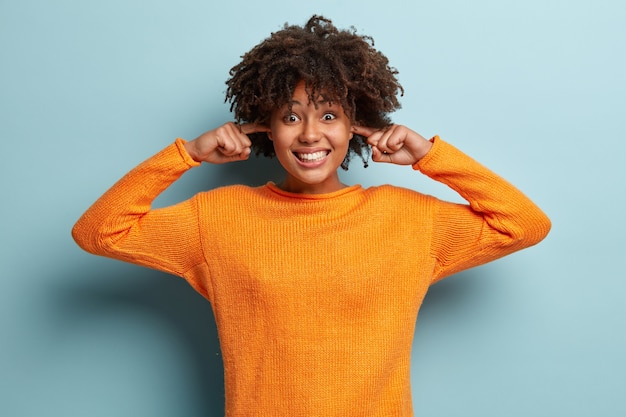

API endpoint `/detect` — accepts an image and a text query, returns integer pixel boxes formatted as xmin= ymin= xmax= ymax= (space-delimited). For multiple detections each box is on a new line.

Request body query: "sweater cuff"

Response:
xmin=412 ymin=135 xmax=440 ymax=171
xmin=175 ymin=138 xmax=202 ymax=168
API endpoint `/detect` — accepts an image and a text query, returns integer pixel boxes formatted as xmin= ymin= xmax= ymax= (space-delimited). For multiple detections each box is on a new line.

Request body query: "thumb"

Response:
xmin=370 ymin=145 xmax=396 ymax=164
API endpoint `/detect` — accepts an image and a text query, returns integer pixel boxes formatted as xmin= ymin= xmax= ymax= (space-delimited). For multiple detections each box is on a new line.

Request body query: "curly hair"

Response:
xmin=225 ymin=15 xmax=403 ymax=169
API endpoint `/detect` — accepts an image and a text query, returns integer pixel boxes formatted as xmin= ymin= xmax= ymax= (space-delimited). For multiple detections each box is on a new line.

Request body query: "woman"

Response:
xmin=73 ymin=15 xmax=551 ymax=416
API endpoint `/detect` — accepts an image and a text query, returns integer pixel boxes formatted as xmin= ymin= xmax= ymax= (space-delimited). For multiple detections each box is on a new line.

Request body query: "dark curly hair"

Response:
xmin=225 ymin=15 xmax=403 ymax=169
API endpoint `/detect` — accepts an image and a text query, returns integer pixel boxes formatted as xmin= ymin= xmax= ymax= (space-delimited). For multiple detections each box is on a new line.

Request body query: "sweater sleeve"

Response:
xmin=414 ymin=137 xmax=551 ymax=283
xmin=72 ymin=139 xmax=210 ymax=292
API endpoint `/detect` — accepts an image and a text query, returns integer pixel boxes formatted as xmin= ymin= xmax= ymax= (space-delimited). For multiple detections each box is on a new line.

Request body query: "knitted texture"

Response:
xmin=73 ymin=137 xmax=551 ymax=416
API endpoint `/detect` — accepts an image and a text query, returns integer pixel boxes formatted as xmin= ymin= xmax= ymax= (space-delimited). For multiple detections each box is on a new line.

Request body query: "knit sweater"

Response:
xmin=72 ymin=136 xmax=551 ymax=416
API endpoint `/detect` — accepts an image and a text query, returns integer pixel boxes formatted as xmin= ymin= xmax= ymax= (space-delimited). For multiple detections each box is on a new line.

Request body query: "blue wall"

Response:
xmin=1 ymin=1 xmax=624 ymax=416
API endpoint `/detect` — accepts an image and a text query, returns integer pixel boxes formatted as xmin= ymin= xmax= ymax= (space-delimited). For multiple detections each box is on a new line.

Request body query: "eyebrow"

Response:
xmin=288 ymin=98 xmax=333 ymax=106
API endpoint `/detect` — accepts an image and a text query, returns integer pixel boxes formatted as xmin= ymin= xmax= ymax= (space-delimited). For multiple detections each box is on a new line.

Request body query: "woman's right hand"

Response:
xmin=184 ymin=122 xmax=271 ymax=164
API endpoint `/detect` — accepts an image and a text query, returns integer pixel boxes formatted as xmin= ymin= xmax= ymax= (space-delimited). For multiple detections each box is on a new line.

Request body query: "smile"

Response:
xmin=294 ymin=151 xmax=329 ymax=162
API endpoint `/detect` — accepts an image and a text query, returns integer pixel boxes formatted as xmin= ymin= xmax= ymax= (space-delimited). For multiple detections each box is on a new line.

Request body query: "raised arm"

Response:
xmin=353 ymin=124 xmax=551 ymax=282
xmin=72 ymin=123 xmax=270 ymax=277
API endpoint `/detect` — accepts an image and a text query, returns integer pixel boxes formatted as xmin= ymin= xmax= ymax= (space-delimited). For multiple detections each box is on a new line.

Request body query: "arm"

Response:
xmin=353 ymin=125 xmax=551 ymax=282
xmin=72 ymin=123 xmax=270 ymax=277
xmin=71 ymin=139 xmax=204 ymax=276
xmin=416 ymin=137 xmax=551 ymax=281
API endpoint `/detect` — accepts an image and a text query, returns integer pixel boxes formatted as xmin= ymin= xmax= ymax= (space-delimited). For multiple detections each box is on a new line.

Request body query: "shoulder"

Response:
xmin=363 ymin=184 xmax=431 ymax=200
xmin=361 ymin=184 xmax=438 ymax=210
xmin=196 ymin=184 xmax=262 ymax=202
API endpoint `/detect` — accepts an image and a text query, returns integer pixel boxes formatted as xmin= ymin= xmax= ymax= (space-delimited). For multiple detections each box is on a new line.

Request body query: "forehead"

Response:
xmin=285 ymin=81 xmax=340 ymax=107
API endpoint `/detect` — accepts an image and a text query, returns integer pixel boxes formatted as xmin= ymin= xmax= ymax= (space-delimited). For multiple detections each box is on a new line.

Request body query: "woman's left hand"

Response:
xmin=352 ymin=124 xmax=433 ymax=166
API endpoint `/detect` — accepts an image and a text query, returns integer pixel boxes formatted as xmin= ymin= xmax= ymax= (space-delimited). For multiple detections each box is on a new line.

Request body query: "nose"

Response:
xmin=299 ymin=120 xmax=322 ymax=143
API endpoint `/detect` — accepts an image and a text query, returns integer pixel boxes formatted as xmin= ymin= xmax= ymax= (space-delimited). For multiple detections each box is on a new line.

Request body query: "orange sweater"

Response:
xmin=73 ymin=136 xmax=550 ymax=416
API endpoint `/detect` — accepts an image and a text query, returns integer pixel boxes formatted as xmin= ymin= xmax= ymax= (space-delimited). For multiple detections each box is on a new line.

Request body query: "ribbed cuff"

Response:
xmin=412 ymin=135 xmax=440 ymax=171
xmin=175 ymin=138 xmax=202 ymax=168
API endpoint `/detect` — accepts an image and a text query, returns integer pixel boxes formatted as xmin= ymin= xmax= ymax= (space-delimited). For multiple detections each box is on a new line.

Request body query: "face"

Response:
xmin=268 ymin=81 xmax=354 ymax=194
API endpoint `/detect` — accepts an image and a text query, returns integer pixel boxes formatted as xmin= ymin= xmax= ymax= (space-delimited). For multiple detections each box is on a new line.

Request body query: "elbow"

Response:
xmin=513 ymin=212 xmax=552 ymax=249
xmin=72 ymin=215 xmax=130 ymax=257
xmin=530 ymin=215 xmax=552 ymax=246
xmin=71 ymin=217 xmax=106 ymax=255
xmin=71 ymin=220 xmax=93 ymax=254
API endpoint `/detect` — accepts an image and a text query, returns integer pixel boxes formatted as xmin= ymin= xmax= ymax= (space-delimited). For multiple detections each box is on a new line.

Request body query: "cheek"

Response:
xmin=267 ymin=124 xmax=288 ymax=145
xmin=269 ymin=133 xmax=293 ymax=154
xmin=334 ymin=125 xmax=354 ymax=146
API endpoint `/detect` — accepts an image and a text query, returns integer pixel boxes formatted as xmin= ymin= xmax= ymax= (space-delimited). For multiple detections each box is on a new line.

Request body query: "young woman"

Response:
xmin=73 ymin=15 xmax=551 ymax=416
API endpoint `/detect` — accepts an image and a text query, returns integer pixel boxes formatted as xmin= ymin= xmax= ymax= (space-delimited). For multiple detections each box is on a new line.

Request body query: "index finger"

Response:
xmin=239 ymin=123 xmax=271 ymax=135
xmin=351 ymin=125 xmax=379 ymax=138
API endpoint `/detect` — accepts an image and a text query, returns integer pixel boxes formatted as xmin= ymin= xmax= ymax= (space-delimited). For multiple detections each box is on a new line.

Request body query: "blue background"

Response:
xmin=1 ymin=0 xmax=624 ymax=416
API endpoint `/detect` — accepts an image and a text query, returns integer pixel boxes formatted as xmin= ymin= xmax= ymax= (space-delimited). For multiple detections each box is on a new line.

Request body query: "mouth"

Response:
xmin=293 ymin=150 xmax=330 ymax=163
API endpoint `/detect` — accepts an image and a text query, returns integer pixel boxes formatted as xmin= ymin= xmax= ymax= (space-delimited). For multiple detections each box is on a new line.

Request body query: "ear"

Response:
xmin=267 ymin=130 xmax=273 ymax=141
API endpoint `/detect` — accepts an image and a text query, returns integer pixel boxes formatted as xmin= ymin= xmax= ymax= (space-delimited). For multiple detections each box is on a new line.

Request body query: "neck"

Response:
xmin=277 ymin=178 xmax=348 ymax=195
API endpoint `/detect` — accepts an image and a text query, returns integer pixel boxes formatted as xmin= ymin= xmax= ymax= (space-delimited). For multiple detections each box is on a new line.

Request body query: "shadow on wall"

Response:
xmin=419 ymin=269 xmax=490 ymax=317
xmin=49 ymin=263 xmax=225 ymax=416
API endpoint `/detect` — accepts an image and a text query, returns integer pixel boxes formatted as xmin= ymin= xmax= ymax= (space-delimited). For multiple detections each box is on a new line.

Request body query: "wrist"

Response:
xmin=183 ymin=140 xmax=201 ymax=162
xmin=412 ymin=136 xmax=437 ymax=170
xmin=413 ymin=138 xmax=434 ymax=162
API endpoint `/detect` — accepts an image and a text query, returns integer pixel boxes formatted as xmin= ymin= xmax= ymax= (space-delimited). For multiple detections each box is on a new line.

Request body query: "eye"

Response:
xmin=283 ymin=113 xmax=300 ymax=123
xmin=322 ymin=112 xmax=336 ymax=121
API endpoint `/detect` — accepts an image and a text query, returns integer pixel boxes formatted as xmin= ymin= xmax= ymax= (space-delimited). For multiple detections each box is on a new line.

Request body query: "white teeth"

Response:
xmin=296 ymin=151 xmax=327 ymax=162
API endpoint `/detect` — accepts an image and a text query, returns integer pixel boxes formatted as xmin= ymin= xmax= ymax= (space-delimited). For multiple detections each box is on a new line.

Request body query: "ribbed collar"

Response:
xmin=264 ymin=182 xmax=363 ymax=201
